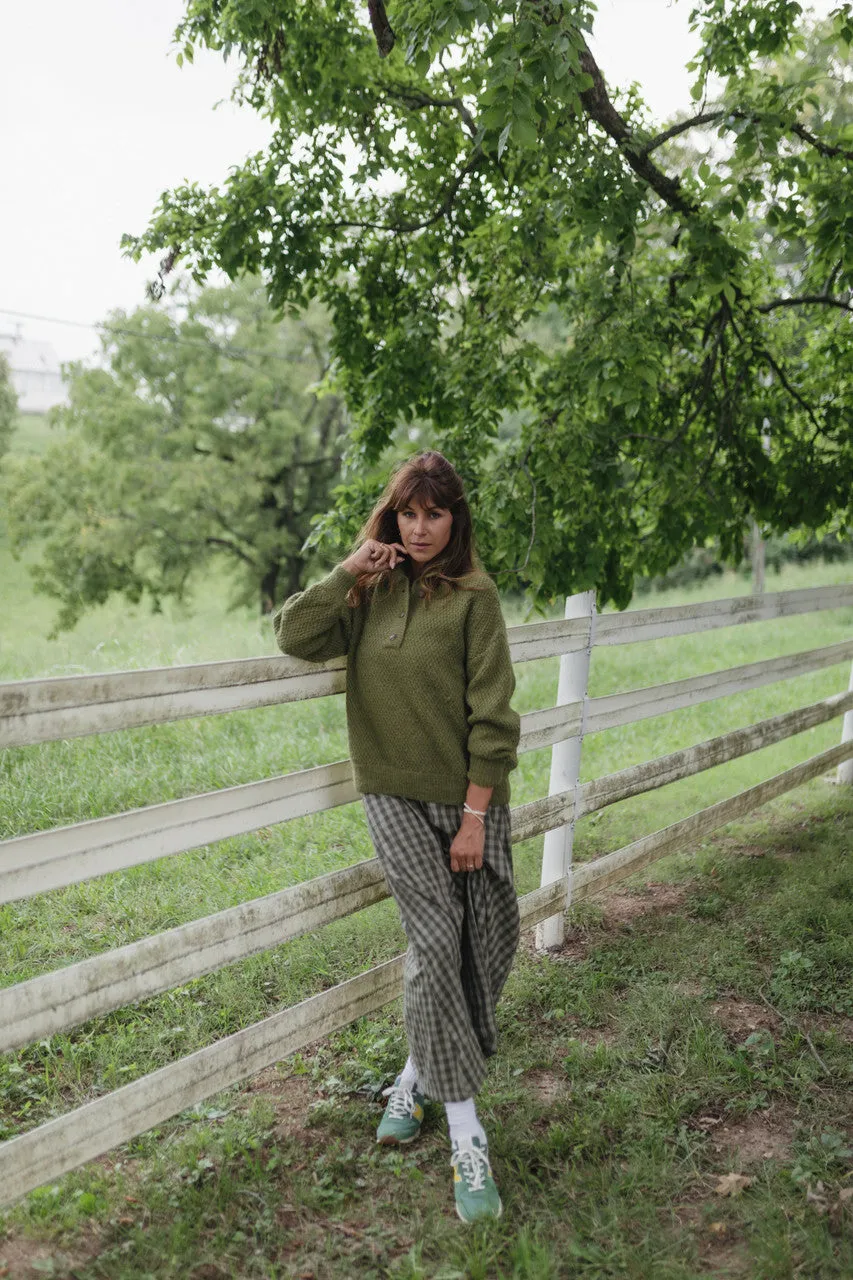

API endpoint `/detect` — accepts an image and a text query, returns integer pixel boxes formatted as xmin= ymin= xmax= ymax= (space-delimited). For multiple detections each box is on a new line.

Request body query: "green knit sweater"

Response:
xmin=273 ymin=562 xmax=521 ymax=805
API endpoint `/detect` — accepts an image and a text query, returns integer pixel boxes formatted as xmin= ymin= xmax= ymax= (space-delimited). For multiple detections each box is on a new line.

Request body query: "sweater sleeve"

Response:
xmin=464 ymin=582 xmax=521 ymax=788
xmin=272 ymin=563 xmax=359 ymax=662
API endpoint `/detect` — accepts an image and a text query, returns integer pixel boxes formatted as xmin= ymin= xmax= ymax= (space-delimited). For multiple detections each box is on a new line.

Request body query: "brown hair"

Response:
xmin=345 ymin=450 xmax=487 ymax=607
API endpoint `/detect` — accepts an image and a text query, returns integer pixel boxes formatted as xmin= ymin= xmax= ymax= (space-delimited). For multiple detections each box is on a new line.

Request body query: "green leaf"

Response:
xmin=513 ymin=115 xmax=538 ymax=148
xmin=497 ymin=121 xmax=511 ymax=160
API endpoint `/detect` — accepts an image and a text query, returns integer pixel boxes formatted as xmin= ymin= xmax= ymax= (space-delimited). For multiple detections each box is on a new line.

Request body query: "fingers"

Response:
xmin=365 ymin=540 xmax=407 ymax=570
xmin=450 ymin=854 xmax=483 ymax=873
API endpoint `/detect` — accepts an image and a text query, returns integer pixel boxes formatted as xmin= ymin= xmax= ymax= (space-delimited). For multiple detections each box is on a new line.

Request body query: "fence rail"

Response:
xmin=3 ymin=584 xmax=851 ymax=749
xmin=1 ymin=580 xmax=851 ymax=1208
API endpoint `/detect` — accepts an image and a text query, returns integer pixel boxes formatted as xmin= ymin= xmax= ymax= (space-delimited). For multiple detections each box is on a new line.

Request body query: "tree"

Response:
xmin=1 ymin=280 xmax=347 ymax=631
xmin=0 ymin=353 xmax=17 ymax=459
xmin=125 ymin=1 xmax=853 ymax=609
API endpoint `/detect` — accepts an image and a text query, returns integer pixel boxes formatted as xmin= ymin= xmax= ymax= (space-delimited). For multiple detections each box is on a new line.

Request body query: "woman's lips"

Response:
xmin=412 ymin=542 xmax=430 ymax=548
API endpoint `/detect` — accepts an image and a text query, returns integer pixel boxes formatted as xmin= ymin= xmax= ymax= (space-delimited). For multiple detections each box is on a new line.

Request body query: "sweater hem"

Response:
xmin=353 ymin=764 xmax=510 ymax=807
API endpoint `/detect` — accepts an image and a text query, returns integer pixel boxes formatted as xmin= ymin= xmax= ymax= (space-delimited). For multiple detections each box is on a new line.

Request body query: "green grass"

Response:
xmin=0 ymin=532 xmax=852 ymax=1276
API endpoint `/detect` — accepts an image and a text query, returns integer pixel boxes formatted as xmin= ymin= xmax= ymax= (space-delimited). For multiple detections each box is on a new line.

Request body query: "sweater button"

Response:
xmin=389 ymin=633 xmax=397 ymax=640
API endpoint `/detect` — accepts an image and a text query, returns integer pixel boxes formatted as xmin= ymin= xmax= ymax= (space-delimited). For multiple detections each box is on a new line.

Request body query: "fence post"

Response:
xmin=838 ymin=661 xmax=853 ymax=784
xmin=536 ymin=589 xmax=596 ymax=950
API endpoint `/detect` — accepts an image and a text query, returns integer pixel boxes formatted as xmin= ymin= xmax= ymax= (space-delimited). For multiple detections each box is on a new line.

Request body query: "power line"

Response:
xmin=0 ymin=307 xmax=312 ymax=365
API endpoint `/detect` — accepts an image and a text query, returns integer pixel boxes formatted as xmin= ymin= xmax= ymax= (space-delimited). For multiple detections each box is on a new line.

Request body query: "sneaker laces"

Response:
xmin=451 ymin=1139 xmax=490 ymax=1192
xmin=382 ymin=1084 xmax=416 ymax=1119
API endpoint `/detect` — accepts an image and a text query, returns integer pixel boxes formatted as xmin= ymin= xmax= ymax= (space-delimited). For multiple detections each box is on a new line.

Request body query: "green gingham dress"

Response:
xmin=362 ymin=793 xmax=520 ymax=1102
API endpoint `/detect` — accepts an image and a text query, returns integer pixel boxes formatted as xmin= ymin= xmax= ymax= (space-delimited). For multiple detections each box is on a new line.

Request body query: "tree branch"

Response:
xmin=574 ymin=39 xmax=698 ymax=217
xmin=382 ymin=83 xmax=479 ymax=140
xmin=728 ymin=310 xmax=826 ymax=441
xmin=322 ymin=147 xmax=483 ymax=234
xmin=756 ymin=293 xmax=853 ymax=314
xmin=791 ymin=121 xmax=853 ymax=162
xmin=642 ymin=111 xmax=726 ymax=153
xmin=367 ymin=0 xmax=395 ymax=57
xmin=205 ymin=536 xmax=258 ymax=567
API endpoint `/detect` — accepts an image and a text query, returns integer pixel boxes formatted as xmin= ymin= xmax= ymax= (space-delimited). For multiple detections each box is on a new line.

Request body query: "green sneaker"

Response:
xmin=450 ymin=1135 xmax=502 ymax=1222
xmin=376 ymin=1077 xmax=426 ymax=1145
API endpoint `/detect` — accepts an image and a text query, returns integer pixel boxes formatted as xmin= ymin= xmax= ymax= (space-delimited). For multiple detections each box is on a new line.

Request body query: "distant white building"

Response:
xmin=0 ymin=328 xmax=67 ymax=414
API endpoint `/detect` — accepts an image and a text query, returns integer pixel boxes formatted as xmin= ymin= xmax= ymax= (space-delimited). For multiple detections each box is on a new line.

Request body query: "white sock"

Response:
xmin=398 ymin=1056 xmax=419 ymax=1091
xmin=445 ymin=1098 xmax=487 ymax=1147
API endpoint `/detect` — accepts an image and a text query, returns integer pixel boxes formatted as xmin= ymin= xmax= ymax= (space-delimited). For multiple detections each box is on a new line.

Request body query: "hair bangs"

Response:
xmin=392 ymin=472 xmax=454 ymax=512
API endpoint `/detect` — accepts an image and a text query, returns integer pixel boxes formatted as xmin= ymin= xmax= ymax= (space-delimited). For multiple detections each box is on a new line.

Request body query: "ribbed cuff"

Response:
xmin=467 ymin=756 xmax=510 ymax=788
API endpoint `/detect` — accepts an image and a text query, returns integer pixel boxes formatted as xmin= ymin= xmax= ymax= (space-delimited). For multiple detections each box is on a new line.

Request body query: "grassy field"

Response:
xmin=1 ymin=420 xmax=852 ymax=1276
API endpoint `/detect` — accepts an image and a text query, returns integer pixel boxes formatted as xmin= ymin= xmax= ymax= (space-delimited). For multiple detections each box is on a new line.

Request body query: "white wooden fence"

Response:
xmin=1 ymin=582 xmax=852 ymax=1207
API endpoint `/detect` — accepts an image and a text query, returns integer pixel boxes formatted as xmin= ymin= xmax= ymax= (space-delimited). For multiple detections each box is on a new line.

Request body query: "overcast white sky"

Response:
xmin=0 ymin=0 xmax=834 ymax=364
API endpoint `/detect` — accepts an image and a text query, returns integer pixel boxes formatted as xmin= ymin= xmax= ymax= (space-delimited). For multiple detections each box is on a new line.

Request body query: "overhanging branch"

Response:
xmin=367 ymin=0 xmax=395 ymax=57
xmin=756 ymin=293 xmax=853 ymax=314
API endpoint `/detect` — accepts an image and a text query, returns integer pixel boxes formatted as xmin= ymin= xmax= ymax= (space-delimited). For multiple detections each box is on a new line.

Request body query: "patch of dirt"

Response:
xmin=0 ymin=1234 xmax=97 ymax=1279
xmin=566 ymin=1020 xmax=619 ymax=1047
xmin=525 ymin=1068 xmax=571 ymax=1103
xmin=697 ymin=1238 xmax=753 ymax=1277
xmin=600 ymin=882 xmax=690 ymax=927
xmin=691 ymin=1103 xmax=796 ymax=1167
xmin=526 ymin=879 xmax=693 ymax=964
xmin=708 ymin=997 xmax=781 ymax=1042
xmin=517 ymin=885 xmax=691 ymax=962
xmin=243 ymin=1067 xmax=318 ymax=1144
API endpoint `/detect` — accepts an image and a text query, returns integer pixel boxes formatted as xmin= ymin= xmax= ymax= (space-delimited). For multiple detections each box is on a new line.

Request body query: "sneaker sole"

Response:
xmin=456 ymin=1197 xmax=502 ymax=1223
xmin=376 ymin=1130 xmax=421 ymax=1146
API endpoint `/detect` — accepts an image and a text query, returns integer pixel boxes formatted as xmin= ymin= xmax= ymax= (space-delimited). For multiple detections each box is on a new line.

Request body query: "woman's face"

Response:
xmin=396 ymin=496 xmax=453 ymax=569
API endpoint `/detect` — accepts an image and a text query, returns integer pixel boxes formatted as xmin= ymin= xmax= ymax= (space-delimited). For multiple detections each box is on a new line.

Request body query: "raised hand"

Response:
xmin=342 ymin=539 xmax=408 ymax=575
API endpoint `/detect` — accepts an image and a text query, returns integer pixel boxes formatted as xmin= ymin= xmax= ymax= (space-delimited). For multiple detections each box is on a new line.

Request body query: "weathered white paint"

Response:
xmin=3 ymin=584 xmax=850 ymax=749
xmin=509 ymin=789 xmax=575 ymax=845
xmin=0 ymin=859 xmax=389 ymax=1053
xmin=507 ymin=616 xmax=590 ymax=662
xmin=594 ymin=584 xmax=853 ymax=646
xmin=584 ymin=640 xmax=853 ymax=735
xmin=572 ymin=738 xmax=853 ymax=900
xmin=838 ymin=662 xmax=853 ymax=785
xmin=578 ymin=690 xmax=853 ymax=817
xmin=0 ymin=955 xmax=406 ymax=1209
xmin=537 ymin=591 xmax=595 ymax=950
xmin=0 ymin=658 xmax=348 ymax=749
xmin=0 ymin=762 xmax=359 ymax=905
xmin=517 ymin=702 xmax=583 ymax=753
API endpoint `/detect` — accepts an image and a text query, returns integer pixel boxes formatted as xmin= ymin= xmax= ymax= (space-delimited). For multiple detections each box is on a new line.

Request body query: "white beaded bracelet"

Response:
xmin=463 ymin=803 xmax=487 ymax=825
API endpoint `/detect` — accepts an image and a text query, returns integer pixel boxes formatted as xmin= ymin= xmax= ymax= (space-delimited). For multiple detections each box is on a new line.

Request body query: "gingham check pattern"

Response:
xmin=362 ymin=793 xmax=520 ymax=1101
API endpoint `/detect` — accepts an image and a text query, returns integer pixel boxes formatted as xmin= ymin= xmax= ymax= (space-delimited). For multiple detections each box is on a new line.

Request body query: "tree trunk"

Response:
xmin=260 ymin=563 xmax=280 ymax=615
xmin=260 ymin=556 xmax=306 ymax=614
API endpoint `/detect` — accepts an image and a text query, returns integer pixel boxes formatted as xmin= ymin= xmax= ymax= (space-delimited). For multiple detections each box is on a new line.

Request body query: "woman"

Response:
xmin=273 ymin=450 xmax=521 ymax=1223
